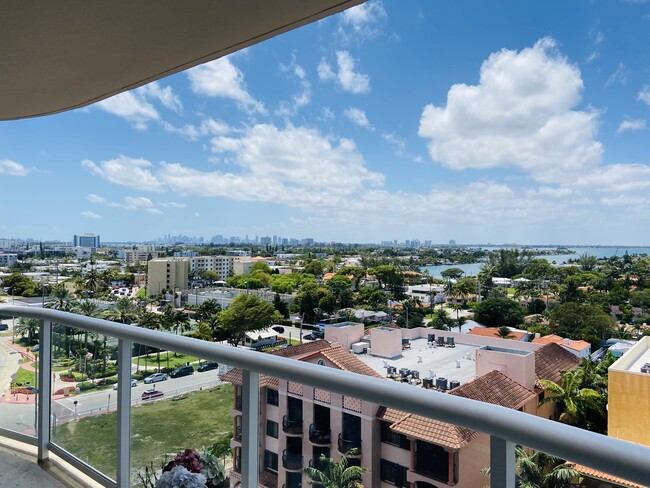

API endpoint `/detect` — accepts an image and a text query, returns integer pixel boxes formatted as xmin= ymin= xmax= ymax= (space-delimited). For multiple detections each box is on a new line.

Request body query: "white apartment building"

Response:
xmin=119 ymin=247 xmax=159 ymax=264
xmin=0 ymin=253 xmax=18 ymax=267
xmin=190 ymin=255 xmax=234 ymax=280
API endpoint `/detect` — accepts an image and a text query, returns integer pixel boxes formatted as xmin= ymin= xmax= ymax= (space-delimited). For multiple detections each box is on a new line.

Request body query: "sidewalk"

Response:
xmin=1 ymin=338 xmax=77 ymax=405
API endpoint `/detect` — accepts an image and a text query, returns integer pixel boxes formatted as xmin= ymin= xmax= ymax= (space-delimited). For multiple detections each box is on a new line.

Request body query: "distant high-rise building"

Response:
xmin=449 ymin=239 xmax=457 ymax=246
xmin=73 ymin=233 xmax=100 ymax=248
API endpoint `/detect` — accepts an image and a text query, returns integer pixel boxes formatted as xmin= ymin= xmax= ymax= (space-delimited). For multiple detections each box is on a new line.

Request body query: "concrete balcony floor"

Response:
xmin=0 ymin=439 xmax=102 ymax=488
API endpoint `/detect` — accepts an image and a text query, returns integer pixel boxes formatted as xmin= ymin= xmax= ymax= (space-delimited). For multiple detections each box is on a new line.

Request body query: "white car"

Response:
xmin=112 ymin=378 xmax=138 ymax=390
xmin=143 ymin=372 xmax=168 ymax=384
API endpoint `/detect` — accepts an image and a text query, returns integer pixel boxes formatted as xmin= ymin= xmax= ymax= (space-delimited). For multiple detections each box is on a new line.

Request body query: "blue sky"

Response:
xmin=2 ymin=0 xmax=650 ymax=245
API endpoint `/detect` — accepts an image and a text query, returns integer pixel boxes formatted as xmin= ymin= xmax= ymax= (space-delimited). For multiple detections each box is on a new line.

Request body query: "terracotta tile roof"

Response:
xmin=377 ymin=371 xmax=535 ymax=449
xmin=219 ymin=340 xmax=332 ymax=386
xmin=259 ymin=470 xmax=278 ymax=488
xmin=532 ymin=334 xmax=590 ymax=352
xmin=468 ymin=327 xmax=527 ymax=341
xmin=534 ymin=343 xmax=581 ymax=384
xmin=568 ymin=463 xmax=647 ymax=488
xmin=218 ymin=340 xmax=383 ymax=387
xmin=449 ymin=370 xmax=536 ymax=410
xmin=378 ymin=407 xmax=479 ymax=449
xmin=319 ymin=345 xmax=384 ymax=379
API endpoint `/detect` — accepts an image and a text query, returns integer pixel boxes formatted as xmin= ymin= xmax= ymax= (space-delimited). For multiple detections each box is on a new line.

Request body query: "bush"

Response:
xmin=78 ymin=382 xmax=96 ymax=391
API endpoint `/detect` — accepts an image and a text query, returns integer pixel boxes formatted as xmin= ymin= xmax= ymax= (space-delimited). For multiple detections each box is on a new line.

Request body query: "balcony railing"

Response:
xmin=282 ymin=415 xmax=303 ymax=435
xmin=282 ymin=449 xmax=303 ymax=471
xmin=309 ymin=424 xmax=332 ymax=445
xmin=337 ymin=433 xmax=361 ymax=454
xmin=234 ymin=425 xmax=242 ymax=441
xmin=1 ymin=306 xmax=650 ymax=488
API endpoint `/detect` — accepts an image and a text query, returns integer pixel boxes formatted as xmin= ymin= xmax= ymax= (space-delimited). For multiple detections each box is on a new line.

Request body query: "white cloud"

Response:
xmin=160 ymin=202 xmax=187 ymax=208
xmin=418 ymin=37 xmax=603 ymax=183
xmin=137 ymin=81 xmax=183 ymax=113
xmin=339 ymin=0 xmax=387 ymax=43
xmin=318 ymin=51 xmax=370 ymax=94
xmin=605 ymin=62 xmax=630 ymax=87
xmin=162 ymin=117 xmax=232 ymax=141
xmin=188 ymin=57 xmax=266 ymax=114
xmin=617 ymin=119 xmax=646 ymax=134
xmin=0 ymin=159 xmax=30 ymax=176
xmin=343 ymin=107 xmax=372 ymax=129
xmin=336 ymin=51 xmax=370 ymax=94
xmin=572 ymin=163 xmax=650 ymax=193
xmin=81 ymin=211 xmax=103 ymax=219
xmin=382 ymin=132 xmax=407 ymax=155
xmin=82 ymin=155 xmax=164 ymax=192
xmin=96 ymin=81 xmax=181 ymax=129
xmin=638 ymin=85 xmax=650 ymax=105
xmin=317 ymin=60 xmax=336 ymax=81
xmin=87 ymin=194 xmax=107 ymax=204
xmin=277 ymin=54 xmax=312 ymax=116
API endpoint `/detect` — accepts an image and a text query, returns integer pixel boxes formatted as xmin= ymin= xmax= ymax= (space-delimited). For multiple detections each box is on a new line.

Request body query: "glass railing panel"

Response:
xmin=130 ymin=348 xmax=234 ymax=486
xmin=50 ymin=327 xmax=119 ymax=481
xmin=0 ymin=314 xmax=41 ymax=437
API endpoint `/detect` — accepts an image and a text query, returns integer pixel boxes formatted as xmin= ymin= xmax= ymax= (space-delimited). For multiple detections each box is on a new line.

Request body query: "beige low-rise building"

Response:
xmin=146 ymin=257 xmax=189 ymax=296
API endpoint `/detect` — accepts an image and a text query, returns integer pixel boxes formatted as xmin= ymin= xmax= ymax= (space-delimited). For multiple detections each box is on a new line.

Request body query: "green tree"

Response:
xmin=515 ymin=447 xmax=580 ymax=488
xmin=303 ymin=259 xmax=325 ymax=277
xmin=474 ymin=297 xmax=526 ymax=328
xmin=47 ymin=285 xmax=75 ymax=311
xmin=549 ymin=302 xmax=614 ymax=348
xmin=430 ymin=308 xmax=452 ymax=330
xmin=15 ymin=317 xmax=39 ymax=344
xmin=218 ymin=294 xmax=276 ymax=347
xmin=303 ymin=449 xmax=366 ymax=487
xmin=440 ymin=267 xmax=465 ymax=281
xmin=105 ymin=297 xmax=137 ymax=324
xmin=195 ymin=299 xmax=222 ymax=322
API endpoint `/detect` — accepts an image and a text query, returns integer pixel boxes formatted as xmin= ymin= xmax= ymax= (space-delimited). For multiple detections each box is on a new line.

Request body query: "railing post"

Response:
xmin=117 ymin=339 xmax=133 ymax=487
xmin=37 ymin=319 xmax=52 ymax=462
xmin=241 ymin=369 xmax=259 ymax=488
xmin=490 ymin=436 xmax=515 ymax=488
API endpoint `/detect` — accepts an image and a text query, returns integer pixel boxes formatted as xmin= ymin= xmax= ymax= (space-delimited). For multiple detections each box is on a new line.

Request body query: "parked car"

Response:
xmin=272 ymin=325 xmax=285 ymax=334
xmin=304 ymin=330 xmax=324 ymax=340
xmin=112 ymin=378 xmax=138 ymax=390
xmin=141 ymin=389 xmax=164 ymax=400
xmin=143 ymin=372 xmax=168 ymax=384
xmin=197 ymin=362 xmax=219 ymax=372
xmin=0 ymin=324 xmax=8 ymax=331
xmin=24 ymin=385 xmax=38 ymax=394
xmin=170 ymin=365 xmax=194 ymax=378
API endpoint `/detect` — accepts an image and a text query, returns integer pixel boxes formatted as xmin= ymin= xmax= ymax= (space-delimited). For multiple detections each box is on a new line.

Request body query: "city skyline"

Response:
xmin=2 ymin=1 xmax=650 ymax=244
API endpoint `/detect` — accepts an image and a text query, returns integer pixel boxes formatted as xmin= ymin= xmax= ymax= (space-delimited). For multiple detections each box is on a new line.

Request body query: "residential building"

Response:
xmin=119 ymin=246 xmax=159 ymax=264
xmin=0 ymin=253 xmax=18 ymax=267
xmin=221 ymin=327 xmax=580 ymax=488
xmin=73 ymin=233 xmax=100 ymax=248
xmin=190 ymin=255 xmax=234 ymax=280
xmin=608 ymin=336 xmax=650 ymax=446
xmin=146 ymin=257 xmax=189 ymax=296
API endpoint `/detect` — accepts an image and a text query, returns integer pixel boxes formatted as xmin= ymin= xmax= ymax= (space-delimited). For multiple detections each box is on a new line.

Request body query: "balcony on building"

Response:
xmin=282 ymin=450 xmax=303 ymax=472
xmin=282 ymin=396 xmax=303 ymax=435
xmin=337 ymin=412 xmax=362 ymax=455
xmin=309 ymin=404 xmax=331 ymax=445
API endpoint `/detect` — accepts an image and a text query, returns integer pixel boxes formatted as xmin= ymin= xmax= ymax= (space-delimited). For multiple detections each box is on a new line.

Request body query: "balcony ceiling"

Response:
xmin=0 ymin=0 xmax=364 ymax=120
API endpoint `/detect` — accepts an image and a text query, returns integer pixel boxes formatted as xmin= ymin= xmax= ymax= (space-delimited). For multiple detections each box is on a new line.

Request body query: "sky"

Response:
xmin=2 ymin=0 xmax=650 ymax=246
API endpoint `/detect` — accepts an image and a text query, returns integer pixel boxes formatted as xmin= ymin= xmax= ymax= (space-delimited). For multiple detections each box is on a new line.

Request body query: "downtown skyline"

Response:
xmin=2 ymin=1 xmax=650 ymax=245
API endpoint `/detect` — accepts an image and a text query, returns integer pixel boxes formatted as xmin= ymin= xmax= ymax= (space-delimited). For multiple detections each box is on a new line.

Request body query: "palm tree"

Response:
xmin=496 ymin=326 xmax=515 ymax=339
xmin=105 ymin=297 xmax=137 ymax=324
xmin=47 ymin=285 xmax=75 ymax=311
xmin=431 ymin=308 xmax=451 ymax=330
xmin=15 ymin=317 xmax=39 ymax=344
xmin=133 ymin=310 xmax=161 ymax=373
xmin=539 ymin=368 xmax=605 ymax=432
xmin=303 ymin=449 xmax=366 ymax=487
xmin=516 ymin=447 xmax=579 ymax=488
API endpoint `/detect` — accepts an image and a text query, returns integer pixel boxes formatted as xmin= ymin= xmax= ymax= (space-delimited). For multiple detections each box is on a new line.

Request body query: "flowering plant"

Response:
xmin=139 ymin=446 xmax=227 ymax=488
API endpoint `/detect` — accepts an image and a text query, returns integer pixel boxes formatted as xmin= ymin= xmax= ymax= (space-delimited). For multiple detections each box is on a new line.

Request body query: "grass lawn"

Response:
xmin=133 ymin=352 xmax=199 ymax=369
xmin=12 ymin=367 xmax=36 ymax=387
xmin=51 ymin=383 xmax=234 ymax=480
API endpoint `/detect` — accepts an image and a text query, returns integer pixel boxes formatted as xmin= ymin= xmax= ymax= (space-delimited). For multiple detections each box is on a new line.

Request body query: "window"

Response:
xmin=380 ymin=459 xmax=408 ymax=487
xmin=415 ymin=440 xmax=451 ymax=482
xmin=267 ymin=388 xmax=279 ymax=406
xmin=267 ymin=419 xmax=278 ymax=438
xmin=380 ymin=421 xmax=410 ymax=450
xmin=264 ymin=450 xmax=278 ymax=473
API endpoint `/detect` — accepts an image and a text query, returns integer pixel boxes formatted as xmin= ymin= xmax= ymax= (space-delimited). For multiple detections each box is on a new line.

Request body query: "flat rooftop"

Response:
xmin=358 ymin=337 xmax=478 ymax=386
xmin=610 ymin=336 xmax=650 ymax=374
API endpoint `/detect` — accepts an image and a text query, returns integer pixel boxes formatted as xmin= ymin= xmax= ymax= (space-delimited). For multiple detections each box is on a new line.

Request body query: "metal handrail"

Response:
xmin=2 ymin=306 xmax=650 ymax=486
